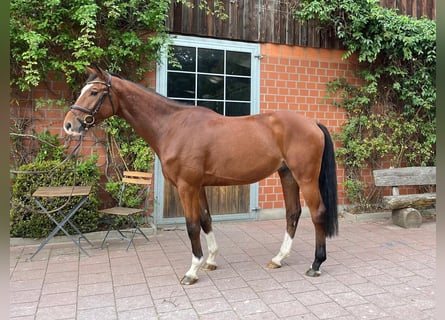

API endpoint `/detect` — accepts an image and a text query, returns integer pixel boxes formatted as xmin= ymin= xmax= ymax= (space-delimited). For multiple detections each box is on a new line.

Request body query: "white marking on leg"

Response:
xmin=205 ymin=231 xmax=218 ymax=266
xmin=271 ymin=232 xmax=293 ymax=266
xmin=185 ymin=255 xmax=204 ymax=280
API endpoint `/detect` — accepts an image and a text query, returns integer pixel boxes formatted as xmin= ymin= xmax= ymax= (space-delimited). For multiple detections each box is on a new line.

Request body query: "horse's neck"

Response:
xmin=115 ymin=80 xmax=181 ymax=153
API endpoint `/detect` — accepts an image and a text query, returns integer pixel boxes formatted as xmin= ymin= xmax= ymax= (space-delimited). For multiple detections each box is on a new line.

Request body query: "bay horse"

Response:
xmin=63 ymin=65 xmax=338 ymax=285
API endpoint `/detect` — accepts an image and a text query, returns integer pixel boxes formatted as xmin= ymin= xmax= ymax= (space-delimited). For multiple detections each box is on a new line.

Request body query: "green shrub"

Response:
xmin=10 ymin=156 xmax=101 ymax=239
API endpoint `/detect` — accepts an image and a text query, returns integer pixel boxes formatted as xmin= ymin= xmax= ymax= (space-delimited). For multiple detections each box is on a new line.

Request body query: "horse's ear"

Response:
xmin=87 ymin=64 xmax=107 ymax=79
xmin=85 ymin=66 xmax=95 ymax=75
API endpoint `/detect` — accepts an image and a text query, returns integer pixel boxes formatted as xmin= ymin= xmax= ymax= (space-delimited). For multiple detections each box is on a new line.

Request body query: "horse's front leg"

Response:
xmin=199 ymin=187 xmax=218 ymax=271
xmin=268 ymin=166 xmax=301 ymax=269
xmin=178 ymin=184 xmax=205 ymax=285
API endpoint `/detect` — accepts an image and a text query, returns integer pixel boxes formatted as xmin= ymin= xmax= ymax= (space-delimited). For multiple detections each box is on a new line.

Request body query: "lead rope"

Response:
xmin=10 ymin=135 xmax=85 ymax=215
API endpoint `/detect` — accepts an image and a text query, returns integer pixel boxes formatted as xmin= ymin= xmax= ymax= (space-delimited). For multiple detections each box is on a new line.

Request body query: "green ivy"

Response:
xmin=10 ymin=0 xmax=227 ymax=92
xmin=296 ymin=0 xmax=436 ymax=209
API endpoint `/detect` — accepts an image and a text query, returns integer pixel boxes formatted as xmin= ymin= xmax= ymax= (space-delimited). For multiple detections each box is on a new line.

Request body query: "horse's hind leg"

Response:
xmin=199 ymin=187 xmax=218 ymax=271
xmin=268 ymin=165 xmax=301 ymax=269
xmin=301 ymin=182 xmax=327 ymax=277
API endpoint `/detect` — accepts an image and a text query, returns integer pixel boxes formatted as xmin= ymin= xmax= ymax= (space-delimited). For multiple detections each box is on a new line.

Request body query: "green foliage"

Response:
xmin=342 ymin=179 xmax=369 ymax=210
xmin=102 ymin=115 xmax=153 ymax=207
xmin=102 ymin=116 xmax=154 ymax=227
xmin=104 ymin=178 xmax=152 ymax=228
xmin=296 ymin=0 xmax=436 ymax=208
xmin=34 ymin=131 xmax=66 ymax=162
xmin=104 ymin=117 xmax=155 ymax=172
xmin=10 ymin=0 xmax=168 ymax=91
xmin=10 ymin=156 xmax=101 ymax=239
xmin=105 ymin=182 xmax=144 ymax=207
xmin=10 ymin=0 xmax=227 ymax=92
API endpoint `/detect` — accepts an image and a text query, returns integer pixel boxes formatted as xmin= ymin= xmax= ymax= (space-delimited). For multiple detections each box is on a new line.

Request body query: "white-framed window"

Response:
xmin=157 ymin=35 xmax=260 ymax=116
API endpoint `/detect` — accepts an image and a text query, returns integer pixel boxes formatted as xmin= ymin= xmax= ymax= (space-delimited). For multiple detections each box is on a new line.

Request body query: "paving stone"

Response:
xmin=77 ymin=293 xmax=115 ymax=310
xmin=9 ymin=218 xmax=436 ymax=319
xmin=77 ymin=306 xmax=117 ymax=320
xmin=231 ymin=298 xmax=271 ymax=317
xmin=307 ymin=301 xmax=350 ymax=319
xmin=35 ymin=304 xmax=76 ymax=320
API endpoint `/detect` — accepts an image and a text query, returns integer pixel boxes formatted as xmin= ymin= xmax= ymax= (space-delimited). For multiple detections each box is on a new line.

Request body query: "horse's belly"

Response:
xmin=202 ymin=150 xmax=282 ymax=185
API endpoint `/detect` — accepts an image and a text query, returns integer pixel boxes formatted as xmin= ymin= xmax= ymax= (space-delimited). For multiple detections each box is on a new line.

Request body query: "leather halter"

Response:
xmin=69 ymin=74 xmax=115 ymax=130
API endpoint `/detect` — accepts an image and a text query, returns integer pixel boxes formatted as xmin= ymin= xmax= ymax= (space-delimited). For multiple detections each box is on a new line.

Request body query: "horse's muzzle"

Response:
xmin=63 ymin=120 xmax=85 ymax=136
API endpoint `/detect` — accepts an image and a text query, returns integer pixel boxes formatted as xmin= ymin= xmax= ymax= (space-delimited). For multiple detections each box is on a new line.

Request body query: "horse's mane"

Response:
xmin=88 ymin=70 xmax=193 ymax=109
xmin=86 ymin=72 xmax=123 ymax=83
xmin=115 ymin=74 xmax=193 ymax=108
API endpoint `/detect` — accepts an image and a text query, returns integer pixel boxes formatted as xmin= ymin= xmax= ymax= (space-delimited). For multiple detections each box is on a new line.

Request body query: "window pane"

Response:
xmin=198 ymin=75 xmax=224 ymax=99
xmin=167 ymin=72 xmax=195 ymax=98
xmin=227 ymin=51 xmax=251 ymax=76
xmin=198 ymin=100 xmax=224 ymax=115
xmin=226 ymin=77 xmax=250 ymax=101
xmin=168 ymin=46 xmax=196 ymax=71
xmin=226 ymin=102 xmax=250 ymax=116
xmin=198 ymin=48 xmax=224 ymax=74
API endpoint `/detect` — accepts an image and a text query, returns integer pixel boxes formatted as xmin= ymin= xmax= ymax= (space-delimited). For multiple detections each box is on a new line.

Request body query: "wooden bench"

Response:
xmin=373 ymin=166 xmax=436 ymax=228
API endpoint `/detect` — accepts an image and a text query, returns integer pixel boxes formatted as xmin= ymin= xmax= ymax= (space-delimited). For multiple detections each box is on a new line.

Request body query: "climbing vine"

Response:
xmin=10 ymin=0 xmax=227 ymax=219
xmin=10 ymin=0 xmax=227 ymax=92
xmin=295 ymin=0 xmax=436 ymax=209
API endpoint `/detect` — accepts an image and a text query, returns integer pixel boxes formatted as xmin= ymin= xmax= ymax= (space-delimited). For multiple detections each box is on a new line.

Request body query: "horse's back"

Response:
xmin=159 ymin=108 xmax=325 ymax=186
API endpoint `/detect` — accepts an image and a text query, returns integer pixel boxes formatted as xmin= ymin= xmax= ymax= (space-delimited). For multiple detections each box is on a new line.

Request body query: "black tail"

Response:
xmin=317 ymin=123 xmax=338 ymax=238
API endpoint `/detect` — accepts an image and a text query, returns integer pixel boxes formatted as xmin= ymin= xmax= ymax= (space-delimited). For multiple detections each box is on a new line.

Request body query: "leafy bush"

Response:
xmin=10 ymin=156 xmax=101 ymax=239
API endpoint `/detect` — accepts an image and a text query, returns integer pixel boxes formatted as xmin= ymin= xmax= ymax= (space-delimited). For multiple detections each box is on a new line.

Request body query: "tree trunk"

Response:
xmin=392 ymin=208 xmax=422 ymax=228
xmin=383 ymin=193 xmax=436 ymax=210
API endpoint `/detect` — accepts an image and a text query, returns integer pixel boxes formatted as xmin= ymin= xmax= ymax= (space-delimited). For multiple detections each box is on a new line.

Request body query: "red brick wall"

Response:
xmin=258 ymin=44 xmax=361 ymax=209
xmin=11 ymin=44 xmax=359 ymax=211
xmin=11 ymin=77 xmax=108 ymax=168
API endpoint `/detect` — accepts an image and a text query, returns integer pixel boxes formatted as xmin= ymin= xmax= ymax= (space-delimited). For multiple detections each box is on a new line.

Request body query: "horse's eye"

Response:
xmin=91 ymin=90 xmax=98 ymax=96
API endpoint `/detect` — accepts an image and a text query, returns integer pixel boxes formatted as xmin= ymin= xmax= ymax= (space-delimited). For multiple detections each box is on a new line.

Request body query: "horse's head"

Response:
xmin=63 ymin=65 xmax=117 ymax=136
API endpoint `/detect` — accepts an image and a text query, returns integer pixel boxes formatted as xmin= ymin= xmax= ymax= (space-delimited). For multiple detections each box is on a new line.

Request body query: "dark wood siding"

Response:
xmin=164 ymin=181 xmax=250 ymax=218
xmin=167 ymin=0 xmax=435 ymax=48
xmin=380 ymin=0 xmax=436 ymax=19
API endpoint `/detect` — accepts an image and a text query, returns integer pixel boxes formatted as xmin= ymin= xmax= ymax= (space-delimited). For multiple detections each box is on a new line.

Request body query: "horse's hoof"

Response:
xmin=180 ymin=275 xmax=198 ymax=285
xmin=305 ymin=267 xmax=321 ymax=277
xmin=202 ymin=263 xmax=217 ymax=271
xmin=266 ymin=261 xmax=281 ymax=269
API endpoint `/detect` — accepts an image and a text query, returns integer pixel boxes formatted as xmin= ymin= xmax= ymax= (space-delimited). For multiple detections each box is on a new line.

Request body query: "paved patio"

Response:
xmin=10 ymin=216 xmax=436 ymax=319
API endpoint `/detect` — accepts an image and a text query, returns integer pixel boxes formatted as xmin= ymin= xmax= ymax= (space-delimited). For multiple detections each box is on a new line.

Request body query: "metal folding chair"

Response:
xmin=99 ymin=171 xmax=155 ymax=251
